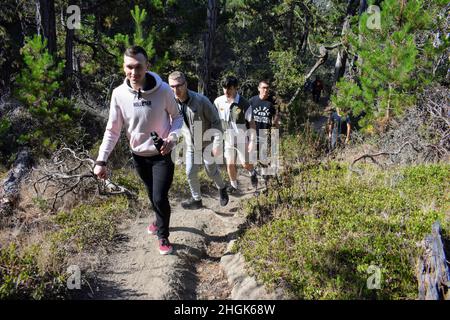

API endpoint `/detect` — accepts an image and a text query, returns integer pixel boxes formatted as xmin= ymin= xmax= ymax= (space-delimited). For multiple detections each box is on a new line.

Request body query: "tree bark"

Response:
xmin=417 ymin=221 xmax=450 ymax=300
xmin=64 ymin=25 xmax=74 ymax=97
xmin=35 ymin=0 xmax=41 ymax=37
xmin=333 ymin=17 xmax=350 ymax=85
xmin=299 ymin=13 xmax=310 ymax=55
xmin=333 ymin=0 xmax=368 ymax=86
xmin=198 ymin=0 xmax=218 ymax=97
xmin=0 ymin=149 xmax=33 ymax=216
xmin=37 ymin=0 xmax=57 ymax=56
xmin=359 ymin=0 xmax=368 ymax=15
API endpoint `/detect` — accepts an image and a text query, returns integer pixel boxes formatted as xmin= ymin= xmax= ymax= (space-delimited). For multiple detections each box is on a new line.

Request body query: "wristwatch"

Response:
xmin=95 ymin=161 xmax=107 ymax=166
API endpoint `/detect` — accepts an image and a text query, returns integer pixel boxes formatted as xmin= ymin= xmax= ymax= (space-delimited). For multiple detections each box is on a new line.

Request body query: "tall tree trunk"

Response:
xmin=64 ymin=26 xmax=74 ymax=97
xmin=63 ymin=3 xmax=77 ymax=98
xmin=199 ymin=0 xmax=218 ymax=97
xmin=285 ymin=2 xmax=295 ymax=49
xmin=299 ymin=14 xmax=309 ymax=55
xmin=333 ymin=17 xmax=350 ymax=85
xmin=359 ymin=0 xmax=368 ymax=15
xmin=35 ymin=0 xmax=41 ymax=37
xmin=37 ymin=0 xmax=57 ymax=56
xmin=333 ymin=0 xmax=368 ymax=87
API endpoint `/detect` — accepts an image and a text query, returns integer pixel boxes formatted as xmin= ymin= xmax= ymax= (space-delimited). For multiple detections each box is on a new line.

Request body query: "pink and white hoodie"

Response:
xmin=96 ymin=71 xmax=183 ymax=162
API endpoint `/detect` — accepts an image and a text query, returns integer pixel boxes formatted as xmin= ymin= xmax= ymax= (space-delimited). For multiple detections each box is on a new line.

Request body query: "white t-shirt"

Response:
xmin=214 ymin=93 xmax=252 ymax=134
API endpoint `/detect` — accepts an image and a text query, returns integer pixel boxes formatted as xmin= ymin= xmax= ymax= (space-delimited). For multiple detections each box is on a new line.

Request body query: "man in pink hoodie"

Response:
xmin=94 ymin=46 xmax=183 ymax=255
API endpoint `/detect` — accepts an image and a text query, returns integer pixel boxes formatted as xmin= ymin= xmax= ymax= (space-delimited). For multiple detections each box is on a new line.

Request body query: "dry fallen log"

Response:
xmin=0 ymin=149 xmax=33 ymax=216
xmin=417 ymin=221 xmax=450 ymax=300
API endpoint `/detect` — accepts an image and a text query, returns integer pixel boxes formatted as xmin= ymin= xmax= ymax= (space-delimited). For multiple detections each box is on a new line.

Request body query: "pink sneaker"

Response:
xmin=158 ymin=238 xmax=173 ymax=255
xmin=147 ymin=222 xmax=158 ymax=235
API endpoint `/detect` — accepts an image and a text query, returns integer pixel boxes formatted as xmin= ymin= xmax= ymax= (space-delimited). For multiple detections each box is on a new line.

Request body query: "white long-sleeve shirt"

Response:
xmin=97 ymin=71 xmax=183 ymax=162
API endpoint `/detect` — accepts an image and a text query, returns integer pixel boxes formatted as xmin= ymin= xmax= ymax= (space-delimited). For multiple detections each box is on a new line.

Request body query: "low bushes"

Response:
xmin=236 ymin=162 xmax=449 ymax=299
xmin=0 ymin=196 xmax=131 ymax=299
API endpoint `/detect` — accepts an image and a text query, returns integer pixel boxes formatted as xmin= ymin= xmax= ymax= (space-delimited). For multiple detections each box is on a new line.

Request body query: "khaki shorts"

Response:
xmin=224 ymin=143 xmax=248 ymax=164
xmin=223 ymin=129 xmax=257 ymax=165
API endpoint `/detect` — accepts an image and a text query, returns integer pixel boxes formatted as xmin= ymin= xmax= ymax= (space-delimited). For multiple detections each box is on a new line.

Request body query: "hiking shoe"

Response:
xmin=219 ymin=187 xmax=229 ymax=207
xmin=158 ymin=238 xmax=173 ymax=255
xmin=181 ymin=198 xmax=203 ymax=210
xmin=250 ymin=173 xmax=258 ymax=189
xmin=147 ymin=222 xmax=158 ymax=235
xmin=226 ymin=185 xmax=239 ymax=194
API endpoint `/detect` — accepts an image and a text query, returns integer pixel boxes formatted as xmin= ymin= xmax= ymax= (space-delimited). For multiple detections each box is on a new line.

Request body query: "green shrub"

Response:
xmin=50 ymin=196 xmax=130 ymax=254
xmin=0 ymin=243 xmax=67 ymax=299
xmin=100 ymin=5 xmax=169 ymax=74
xmin=0 ymin=196 xmax=131 ymax=299
xmin=236 ymin=162 xmax=449 ymax=299
xmin=280 ymin=125 xmax=327 ymax=163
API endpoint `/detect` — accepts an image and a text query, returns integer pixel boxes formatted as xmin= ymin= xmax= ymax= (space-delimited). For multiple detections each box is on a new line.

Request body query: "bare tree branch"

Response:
xmin=32 ymin=147 xmax=137 ymax=211
xmin=350 ymin=141 xmax=421 ymax=174
xmin=286 ymin=45 xmax=332 ymax=108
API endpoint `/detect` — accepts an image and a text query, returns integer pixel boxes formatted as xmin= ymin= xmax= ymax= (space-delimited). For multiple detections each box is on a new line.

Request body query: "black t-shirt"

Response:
xmin=329 ymin=112 xmax=350 ymax=135
xmin=249 ymin=95 xmax=277 ymax=131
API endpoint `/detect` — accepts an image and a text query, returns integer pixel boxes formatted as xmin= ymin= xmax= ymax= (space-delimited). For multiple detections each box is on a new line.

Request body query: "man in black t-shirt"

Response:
xmin=249 ymin=80 xmax=280 ymax=186
xmin=327 ymin=107 xmax=351 ymax=151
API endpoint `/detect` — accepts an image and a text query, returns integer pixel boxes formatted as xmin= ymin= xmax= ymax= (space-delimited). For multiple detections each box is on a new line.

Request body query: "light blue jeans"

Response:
xmin=186 ymin=149 xmax=225 ymax=201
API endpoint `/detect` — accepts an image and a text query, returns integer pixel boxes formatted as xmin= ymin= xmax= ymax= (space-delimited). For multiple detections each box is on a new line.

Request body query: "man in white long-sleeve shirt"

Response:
xmin=93 ymin=46 xmax=183 ymax=255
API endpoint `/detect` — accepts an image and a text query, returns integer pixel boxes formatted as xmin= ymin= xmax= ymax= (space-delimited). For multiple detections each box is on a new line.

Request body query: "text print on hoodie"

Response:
xmin=97 ymin=71 xmax=183 ymax=162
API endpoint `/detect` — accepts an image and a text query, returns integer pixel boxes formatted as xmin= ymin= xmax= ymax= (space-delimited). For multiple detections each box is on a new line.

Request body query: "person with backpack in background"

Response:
xmin=327 ymin=105 xmax=351 ymax=151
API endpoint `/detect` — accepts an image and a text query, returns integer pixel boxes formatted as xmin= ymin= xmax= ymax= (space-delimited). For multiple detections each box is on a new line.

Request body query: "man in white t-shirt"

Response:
xmin=213 ymin=76 xmax=258 ymax=193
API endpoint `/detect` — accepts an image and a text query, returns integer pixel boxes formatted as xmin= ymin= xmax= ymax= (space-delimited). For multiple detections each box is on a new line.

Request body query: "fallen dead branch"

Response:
xmin=349 ymin=141 xmax=421 ymax=174
xmin=32 ymin=147 xmax=137 ymax=211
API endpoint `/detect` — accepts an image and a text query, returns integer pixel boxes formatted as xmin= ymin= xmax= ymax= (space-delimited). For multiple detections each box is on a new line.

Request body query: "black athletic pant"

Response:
xmin=132 ymin=152 xmax=174 ymax=239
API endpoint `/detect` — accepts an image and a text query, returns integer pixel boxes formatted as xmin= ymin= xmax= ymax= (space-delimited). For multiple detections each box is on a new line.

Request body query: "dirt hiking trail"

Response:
xmin=85 ymin=173 xmax=284 ymax=300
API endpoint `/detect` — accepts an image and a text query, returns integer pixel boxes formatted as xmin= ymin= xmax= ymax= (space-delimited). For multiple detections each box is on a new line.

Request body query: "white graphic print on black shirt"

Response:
xmin=249 ymin=96 xmax=276 ymax=131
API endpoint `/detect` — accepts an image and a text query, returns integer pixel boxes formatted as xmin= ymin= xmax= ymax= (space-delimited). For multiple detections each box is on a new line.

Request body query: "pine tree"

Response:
xmin=332 ymin=0 xmax=445 ymax=133
xmin=102 ymin=5 xmax=168 ymax=73
xmin=15 ymin=35 xmax=78 ymax=155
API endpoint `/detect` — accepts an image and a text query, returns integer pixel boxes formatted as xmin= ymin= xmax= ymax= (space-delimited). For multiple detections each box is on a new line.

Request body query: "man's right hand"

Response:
xmin=94 ymin=165 xmax=107 ymax=180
